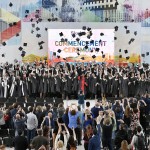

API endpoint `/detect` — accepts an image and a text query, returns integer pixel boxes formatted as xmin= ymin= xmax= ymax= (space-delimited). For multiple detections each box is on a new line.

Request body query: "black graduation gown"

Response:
xmin=49 ymin=77 xmax=55 ymax=94
xmin=0 ymin=79 xmax=4 ymax=98
xmin=120 ymin=77 xmax=129 ymax=97
xmin=101 ymin=78 xmax=107 ymax=94
xmin=112 ymin=77 xmax=119 ymax=96
xmin=137 ymin=79 xmax=146 ymax=96
xmin=38 ymin=76 xmax=44 ymax=93
xmin=56 ymin=76 xmax=62 ymax=93
xmin=91 ymin=77 xmax=97 ymax=94
xmin=30 ymin=76 xmax=38 ymax=93
xmin=72 ymin=76 xmax=78 ymax=93
xmin=43 ymin=76 xmax=48 ymax=94
xmin=66 ymin=76 xmax=72 ymax=94
xmin=107 ymin=77 xmax=112 ymax=95
xmin=27 ymin=77 xmax=32 ymax=96
xmin=128 ymin=77 xmax=136 ymax=96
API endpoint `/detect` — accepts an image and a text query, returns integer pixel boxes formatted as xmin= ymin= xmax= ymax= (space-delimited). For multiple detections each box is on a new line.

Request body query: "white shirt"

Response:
xmin=27 ymin=112 xmax=38 ymax=130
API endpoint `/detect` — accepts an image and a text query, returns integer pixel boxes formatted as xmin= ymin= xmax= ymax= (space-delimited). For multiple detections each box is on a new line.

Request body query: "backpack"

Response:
xmin=135 ymin=134 xmax=145 ymax=150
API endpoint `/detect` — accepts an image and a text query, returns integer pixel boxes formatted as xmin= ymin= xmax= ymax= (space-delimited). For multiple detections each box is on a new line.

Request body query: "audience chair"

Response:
xmin=0 ymin=129 xmax=9 ymax=139
xmin=9 ymin=129 xmax=15 ymax=137
xmin=3 ymin=137 xmax=13 ymax=147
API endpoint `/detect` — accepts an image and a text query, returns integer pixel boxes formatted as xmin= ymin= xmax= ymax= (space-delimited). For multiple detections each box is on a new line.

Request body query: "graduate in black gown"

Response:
xmin=128 ymin=72 xmax=136 ymax=97
xmin=112 ymin=73 xmax=119 ymax=98
xmin=101 ymin=75 xmax=107 ymax=98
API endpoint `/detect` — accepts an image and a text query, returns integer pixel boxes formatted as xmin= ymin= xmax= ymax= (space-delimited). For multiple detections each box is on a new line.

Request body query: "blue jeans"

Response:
xmin=27 ymin=128 xmax=36 ymax=143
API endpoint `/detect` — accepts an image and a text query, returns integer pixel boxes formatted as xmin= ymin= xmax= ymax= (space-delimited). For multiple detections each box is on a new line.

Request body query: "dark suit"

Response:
xmin=88 ymin=124 xmax=101 ymax=150
xmin=14 ymin=135 xmax=28 ymax=150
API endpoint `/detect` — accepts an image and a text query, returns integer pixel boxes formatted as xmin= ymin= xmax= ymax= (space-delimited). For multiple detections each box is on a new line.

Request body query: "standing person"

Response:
xmin=13 ymin=130 xmax=28 ymax=150
xmin=78 ymin=90 xmax=85 ymax=111
xmin=13 ymin=108 xmax=27 ymax=136
xmin=30 ymin=129 xmax=50 ymax=150
xmin=27 ymin=106 xmax=38 ymax=143
xmin=88 ymin=118 xmax=101 ymax=150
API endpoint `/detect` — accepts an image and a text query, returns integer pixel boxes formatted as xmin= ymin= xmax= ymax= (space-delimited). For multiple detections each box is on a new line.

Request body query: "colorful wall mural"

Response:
xmin=0 ymin=0 xmax=150 ymax=64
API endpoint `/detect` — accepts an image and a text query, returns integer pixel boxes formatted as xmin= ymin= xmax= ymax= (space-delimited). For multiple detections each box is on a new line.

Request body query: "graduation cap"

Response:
xmin=39 ymin=45 xmax=43 ymax=50
xmin=61 ymin=38 xmax=65 ymax=42
xmin=100 ymin=33 xmax=104 ymax=36
xmin=105 ymin=18 xmax=108 ymax=22
xmin=63 ymin=58 xmax=66 ymax=60
xmin=59 ymin=32 xmax=63 ymax=36
xmin=25 ymin=10 xmax=29 ymax=13
xmin=82 ymin=26 xmax=86 ymax=30
xmin=77 ymin=52 xmax=80 ymax=55
xmin=13 ymin=22 xmax=17 ymax=26
xmin=31 ymin=30 xmax=34 ymax=34
xmin=9 ymin=2 xmax=13 ymax=7
xmin=2 ymin=54 xmax=5 ymax=57
xmin=124 ymin=50 xmax=128 ymax=54
xmin=124 ymin=26 xmax=128 ymax=29
xmin=131 ymin=38 xmax=135 ymax=42
xmin=71 ymin=33 xmax=76 ymax=38
xmin=146 ymin=52 xmax=149 ymax=56
xmin=9 ymin=23 xmax=13 ymax=27
xmin=45 ymin=28 xmax=48 ymax=31
xmin=48 ymin=18 xmax=51 ymax=22
xmin=21 ymin=51 xmax=26 ymax=57
xmin=92 ymin=55 xmax=96 ymax=59
xmin=2 ymin=42 xmax=6 ymax=46
xmin=36 ymin=27 xmax=40 ymax=31
xmin=30 ymin=18 xmax=33 ymax=22
xmin=38 ymin=41 xmax=45 ymax=45
xmin=119 ymin=49 xmax=121 ymax=52
xmin=134 ymin=31 xmax=137 ymax=36
xmin=57 ymin=49 xmax=62 ymax=53
xmin=53 ymin=52 xmax=56 ymax=56
xmin=77 ymin=48 xmax=80 ymax=51
xmin=126 ymin=30 xmax=130 ymax=34
xmin=115 ymin=1 xmax=119 ymax=5
xmin=23 ymin=43 xmax=27 ymax=46
xmin=64 ymin=38 xmax=68 ymax=42
xmin=89 ymin=31 xmax=93 ymax=36
xmin=114 ymin=37 xmax=117 ymax=40
xmin=16 ymin=33 xmax=19 ymax=37
xmin=56 ymin=8 xmax=58 ymax=11
xmin=78 ymin=32 xmax=82 ymax=37
xmin=25 ymin=15 xmax=28 ymax=18
xmin=32 ymin=24 xmax=35 ymax=28
xmin=87 ymin=35 xmax=91 ymax=39
xmin=38 ymin=18 xmax=42 ymax=22
xmin=36 ymin=34 xmax=41 ymax=38
xmin=141 ymin=54 xmax=145 ymax=57
xmin=119 ymin=55 xmax=122 ymax=58
xmin=81 ymin=57 xmax=84 ymax=60
xmin=99 ymin=39 xmax=102 ymax=43
xmin=91 ymin=50 xmax=93 ymax=53
xmin=95 ymin=48 xmax=100 ymax=52
xmin=101 ymin=51 xmax=104 ymax=54
xmin=85 ymin=45 xmax=88 ymax=49
xmin=126 ymin=56 xmax=130 ymax=60
xmin=57 ymin=55 xmax=60 ymax=59
xmin=102 ymin=54 xmax=105 ymax=58
xmin=87 ymin=27 xmax=91 ymax=31
xmin=76 ymin=38 xmax=80 ymax=42
xmin=128 ymin=40 xmax=132 ymax=45
xmin=131 ymin=19 xmax=134 ymax=22
xmin=18 ymin=47 xmax=23 ymax=51
xmin=114 ymin=26 xmax=118 ymax=31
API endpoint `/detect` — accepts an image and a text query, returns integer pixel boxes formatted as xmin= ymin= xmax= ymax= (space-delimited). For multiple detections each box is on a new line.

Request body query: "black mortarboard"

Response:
xmin=146 ymin=52 xmax=149 ymax=56
xmin=13 ymin=22 xmax=17 ymax=26
xmin=101 ymin=51 xmax=103 ymax=54
xmin=9 ymin=23 xmax=13 ymax=27
xmin=16 ymin=33 xmax=19 ymax=37
xmin=53 ymin=52 xmax=56 ymax=56
xmin=2 ymin=54 xmax=5 ymax=57
xmin=77 ymin=52 xmax=80 ymax=55
xmin=30 ymin=18 xmax=33 ymax=22
xmin=32 ymin=24 xmax=35 ymax=28
xmin=99 ymin=39 xmax=102 ymax=43
xmin=45 ymin=28 xmax=48 ymax=31
xmin=119 ymin=49 xmax=121 ymax=52
xmin=114 ymin=37 xmax=117 ymax=40
xmin=91 ymin=50 xmax=93 ymax=52
xmin=59 ymin=32 xmax=63 ymax=36
xmin=85 ymin=45 xmax=88 ymax=49
xmin=72 ymin=33 xmax=76 ymax=38
xmin=131 ymin=38 xmax=135 ymax=42
xmin=141 ymin=54 xmax=145 ymax=57
xmin=82 ymin=26 xmax=86 ymax=30
xmin=134 ymin=31 xmax=137 ymax=36
xmin=48 ymin=18 xmax=51 ymax=22
xmin=61 ymin=38 xmax=65 ymax=42
xmin=36 ymin=27 xmax=40 ymax=31
xmin=124 ymin=50 xmax=128 ymax=53
xmin=21 ymin=51 xmax=26 ymax=57
xmin=105 ymin=18 xmax=108 ymax=22
xmin=2 ymin=42 xmax=6 ymax=46
xmin=63 ymin=58 xmax=66 ymax=60
xmin=25 ymin=10 xmax=29 ymax=13
xmin=92 ymin=55 xmax=96 ymax=59
xmin=9 ymin=2 xmax=13 ymax=7
xmin=57 ymin=55 xmax=60 ymax=58
xmin=100 ymin=33 xmax=104 ymax=36
xmin=78 ymin=32 xmax=82 ymax=37
xmin=38 ymin=41 xmax=45 ymax=45
xmin=114 ymin=26 xmax=118 ymax=31
xmin=57 ymin=49 xmax=61 ymax=53
xmin=126 ymin=56 xmax=130 ymax=60
xmin=115 ymin=1 xmax=119 ymax=5
xmin=126 ymin=30 xmax=130 ymax=34
xmin=39 ymin=45 xmax=43 ymax=50
xmin=87 ymin=27 xmax=91 ymax=31
xmin=31 ymin=30 xmax=34 ymax=34
xmin=18 ymin=47 xmax=23 ymax=51
xmin=119 ymin=55 xmax=122 ymax=58
xmin=102 ymin=54 xmax=105 ymax=58
xmin=64 ymin=38 xmax=68 ymax=42
xmin=95 ymin=48 xmax=100 ymax=52
xmin=90 ymin=40 xmax=94 ymax=44
xmin=56 ymin=8 xmax=58 ymax=11
xmin=81 ymin=57 xmax=84 ymax=60
xmin=38 ymin=18 xmax=42 ymax=22
xmin=23 ymin=43 xmax=27 ymax=46
xmin=25 ymin=15 xmax=28 ymax=18
xmin=76 ymin=38 xmax=80 ymax=42
xmin=124 ymin=26 xmax=128 ymax=29
xmin=87 ymin=35 xmax=91 ymax=39
xmin=36 ymin=34 xmax=41 ymax=38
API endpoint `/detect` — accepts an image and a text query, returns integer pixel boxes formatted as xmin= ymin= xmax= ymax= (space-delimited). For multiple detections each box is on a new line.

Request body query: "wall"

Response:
xmin=0 ymin=0 xmax=150 ymax=64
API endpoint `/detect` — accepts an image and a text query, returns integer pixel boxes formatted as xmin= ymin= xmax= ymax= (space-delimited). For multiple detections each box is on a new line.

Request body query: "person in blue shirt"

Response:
xmin=88 ymin=118 xmax=101 ymax=150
